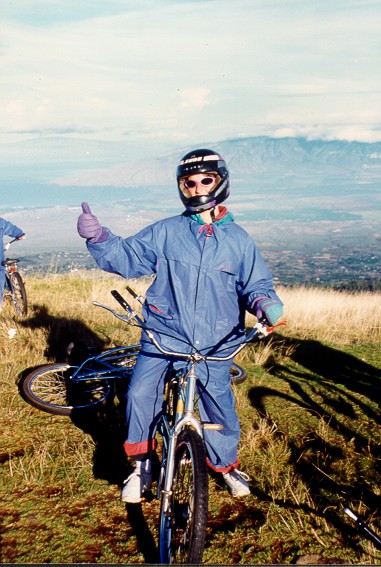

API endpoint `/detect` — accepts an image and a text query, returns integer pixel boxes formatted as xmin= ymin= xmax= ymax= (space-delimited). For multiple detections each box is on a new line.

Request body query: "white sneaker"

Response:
xmin=121 ymin=460 xmax=152 ymax=504
xmin=222 ymin=469 xmax=251 ymax=497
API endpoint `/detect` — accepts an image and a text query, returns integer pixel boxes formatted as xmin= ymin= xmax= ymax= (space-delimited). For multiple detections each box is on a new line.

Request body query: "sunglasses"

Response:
xmin=183 ymin=176 xmax=216 ymax=189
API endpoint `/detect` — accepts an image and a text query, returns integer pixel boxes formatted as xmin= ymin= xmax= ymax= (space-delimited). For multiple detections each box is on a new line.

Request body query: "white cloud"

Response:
xmin=1 ymin=0 xmax=380 ymax=151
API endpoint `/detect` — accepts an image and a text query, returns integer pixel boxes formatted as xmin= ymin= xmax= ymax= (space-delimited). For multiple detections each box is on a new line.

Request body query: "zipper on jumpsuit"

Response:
xmin=192 ymin=224 xmax=213 ymax=348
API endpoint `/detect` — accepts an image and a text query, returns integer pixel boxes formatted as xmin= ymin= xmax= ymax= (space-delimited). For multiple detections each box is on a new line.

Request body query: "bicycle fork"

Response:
xmin=159 ymin=366 xmax=222 ymax=514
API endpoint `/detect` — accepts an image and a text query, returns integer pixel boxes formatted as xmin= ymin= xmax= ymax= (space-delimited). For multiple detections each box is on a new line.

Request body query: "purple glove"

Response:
xmin=251 ymin=296 xmax=283 ymax=326
xmin=77 ymin=202 xmax=107 ymax=243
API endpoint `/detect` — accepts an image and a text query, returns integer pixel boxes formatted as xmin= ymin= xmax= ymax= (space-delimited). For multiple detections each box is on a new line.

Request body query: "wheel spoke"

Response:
xmin=21 ymin=364 xmax=111 ymax=416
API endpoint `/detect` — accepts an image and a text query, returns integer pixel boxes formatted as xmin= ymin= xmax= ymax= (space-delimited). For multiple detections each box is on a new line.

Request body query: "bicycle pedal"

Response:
xmin=202 ymin=423 xmax=223 ymax=431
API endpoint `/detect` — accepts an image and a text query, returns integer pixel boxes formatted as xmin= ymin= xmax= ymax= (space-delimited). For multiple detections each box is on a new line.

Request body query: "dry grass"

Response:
xmin=276 ymin=286 xmax=381 ymax=344
xmin=14 ymin=272 xmax=380 ymax=345
xmin=0 ymin=274 xmax=380 ymax=564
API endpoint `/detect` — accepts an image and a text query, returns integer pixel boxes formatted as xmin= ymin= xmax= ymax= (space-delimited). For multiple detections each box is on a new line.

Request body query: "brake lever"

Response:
xmin=92 ymin=301 xmax=137 ymax=323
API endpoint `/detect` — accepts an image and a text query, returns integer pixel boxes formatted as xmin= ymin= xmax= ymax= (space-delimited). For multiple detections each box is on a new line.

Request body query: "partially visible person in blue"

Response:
xmin=77 ymin=149 xmax=283 ymax=502
xmin=0 ymin=217 xmax=25 ymax=310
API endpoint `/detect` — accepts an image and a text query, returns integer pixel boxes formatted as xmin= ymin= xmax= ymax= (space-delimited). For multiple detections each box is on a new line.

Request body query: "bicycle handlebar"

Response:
xmin=144 ymin=323 xmax=264 ymax=362
xmin=94 ymin=287 xmax=279 ymax=363
xmin=344 ymin=506 xmax=381 ymax=548
xmin=3 ymin=236 xmax=25 ymax=253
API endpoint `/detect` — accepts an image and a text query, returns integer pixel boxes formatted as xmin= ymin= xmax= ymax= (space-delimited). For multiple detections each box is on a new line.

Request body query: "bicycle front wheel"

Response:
xmin=20 ymin=364 xmax=111 ymax=417
xmin=10 ymin=272 xmax=27 ymax=316
xmin=159 ymin=428 xmax=208 ymax=564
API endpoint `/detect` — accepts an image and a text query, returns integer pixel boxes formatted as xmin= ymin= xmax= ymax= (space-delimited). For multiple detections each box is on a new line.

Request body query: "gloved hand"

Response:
xmin=77 ymin=202 xmax=106 ymax=243
xmin=251 ymin=296 xmax=283 ymax=326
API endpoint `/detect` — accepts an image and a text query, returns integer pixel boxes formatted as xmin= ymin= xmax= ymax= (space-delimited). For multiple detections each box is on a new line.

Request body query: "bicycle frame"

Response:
xmin=158 ymin=362 xmax=199 ymax=500
xmin=69 ymin=345 xmax=140 ymax=385
xmin=2 ymin=238 xmax=28 ymax=316
xmin=4 ymin=260 xmax=19 ymax=288
xmin=3 ymin=239 xmax=21 ymax=277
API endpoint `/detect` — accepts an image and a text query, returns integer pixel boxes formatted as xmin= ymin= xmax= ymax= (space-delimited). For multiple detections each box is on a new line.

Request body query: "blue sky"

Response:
xmin=1 ymin=0 xmax=380 ymax=158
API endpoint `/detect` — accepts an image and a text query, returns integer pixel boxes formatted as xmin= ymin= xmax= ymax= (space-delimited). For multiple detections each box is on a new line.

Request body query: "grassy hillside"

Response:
xmin=1 ymin=273 xmax=380 ymax=564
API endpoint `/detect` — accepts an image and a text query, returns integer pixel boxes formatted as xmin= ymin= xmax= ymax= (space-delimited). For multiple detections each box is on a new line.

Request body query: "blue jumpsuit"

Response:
xmin=0 ymin=218 xmax=24 ymax=307
xmin=87 ymin=210 xmax=281 ymax=472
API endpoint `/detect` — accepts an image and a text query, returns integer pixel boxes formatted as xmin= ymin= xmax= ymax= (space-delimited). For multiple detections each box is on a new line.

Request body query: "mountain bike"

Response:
xmin=19 ymin=340 xmax=245 ymax=419
xmin=20 ymin=287 xmax=277 ymax=564
xmin=20 ymin=343 xmax=141 ymax=417
xmin=2 ymin=238 xmax=28 ymax=316
xmin=100 ymin=288 xmax=277 ymax=564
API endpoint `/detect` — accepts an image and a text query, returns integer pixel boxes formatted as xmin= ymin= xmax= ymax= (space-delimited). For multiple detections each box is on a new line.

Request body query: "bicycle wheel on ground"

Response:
xmin=230 ymin=362 xmax=247 ymax=385
xmin=159 ymin=428 xmax=208 ymax=564
xmin=20 ymin=364 xmax=111 ymax=417
xmin=10 ymin=272 xmax=27 ymax=316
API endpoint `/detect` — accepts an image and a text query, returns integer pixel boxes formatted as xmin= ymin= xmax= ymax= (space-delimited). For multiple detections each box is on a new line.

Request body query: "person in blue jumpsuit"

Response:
xmin=77 ymin=148 xmax=283 ymax=502
xmin=0 ymin=217 xmax=25 ymax=310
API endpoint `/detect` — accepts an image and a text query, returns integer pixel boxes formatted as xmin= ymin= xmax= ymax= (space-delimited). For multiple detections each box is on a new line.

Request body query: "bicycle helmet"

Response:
xmin=176 ymin=148 xmax=230 ymax=213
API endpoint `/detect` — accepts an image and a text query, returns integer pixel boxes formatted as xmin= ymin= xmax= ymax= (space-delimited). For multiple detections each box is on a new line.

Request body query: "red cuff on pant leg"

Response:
xmin=206 ymin=457 xmax=239 ymax=474
xmin=123 ymin=438 xmax=157 ymax=457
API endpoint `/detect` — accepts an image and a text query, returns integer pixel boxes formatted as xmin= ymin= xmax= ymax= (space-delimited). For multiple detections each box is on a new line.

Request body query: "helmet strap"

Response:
xmin=198 ymin=204 xmax=219 ymax=225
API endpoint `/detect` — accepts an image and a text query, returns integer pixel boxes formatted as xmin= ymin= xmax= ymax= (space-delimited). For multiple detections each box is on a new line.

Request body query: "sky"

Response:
xmin=1 ymin=0 xmax=381 ymax=160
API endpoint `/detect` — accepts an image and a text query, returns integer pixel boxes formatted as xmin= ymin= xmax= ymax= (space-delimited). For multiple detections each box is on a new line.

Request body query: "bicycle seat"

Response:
xmin=2 ymin=259 xmax=19 ymax=267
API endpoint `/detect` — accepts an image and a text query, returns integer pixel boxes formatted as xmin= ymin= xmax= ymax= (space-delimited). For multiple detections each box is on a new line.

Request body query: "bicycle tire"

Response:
xmin=230 ymin=362 xmax=247 ymax=385
xmin=10 ymin=271 xmax=27 ymax=316
xmin=20 ymin=363 xmax=111 ymax=417
xmin=164 ymin=372 xmax=179 ymax=427
xmin=159 ymin=428 xmax=208 ymax=564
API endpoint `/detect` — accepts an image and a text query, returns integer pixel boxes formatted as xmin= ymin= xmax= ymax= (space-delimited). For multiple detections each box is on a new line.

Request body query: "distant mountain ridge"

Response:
xmin=55 ymin=136 xmax=381 ymax=187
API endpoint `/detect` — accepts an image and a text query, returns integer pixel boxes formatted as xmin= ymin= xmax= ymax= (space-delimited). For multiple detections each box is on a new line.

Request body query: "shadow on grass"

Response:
xmin=125 ymin=503 xmax=160 ymax=563
xmin=18 ymin=306 xmax=381 ymax=558
xmin=19 ymin=304 xmax=106 ymax=362
xmin=19 ymin=304 xmax=130 ymax=485
xmin=258 ymin=334 xmax=381 ymax=447
xmin=247 ymin=334 xmax=381 ymax=549
xmin=281 ymin=336 xmax=381 ymax=418
xmin=18 ymin=304 xmax=162 ymax=561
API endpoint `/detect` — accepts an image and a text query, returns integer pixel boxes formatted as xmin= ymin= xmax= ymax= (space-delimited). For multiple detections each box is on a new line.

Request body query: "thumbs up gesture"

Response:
xmin=77 ymin=202 xmax=103 ymax=242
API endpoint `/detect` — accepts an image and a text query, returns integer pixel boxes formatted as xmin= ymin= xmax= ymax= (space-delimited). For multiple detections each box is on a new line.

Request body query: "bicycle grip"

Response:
xmin=125 ymin=285 xmax=138 ymax=299
xmin=111 ymin=289 xmax=131 ymax=312
xmin=111 ymin=289 xmax=145 ymax=326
